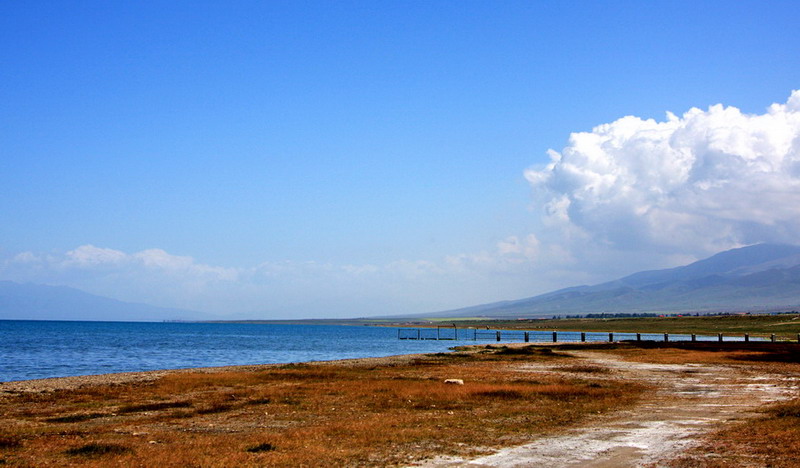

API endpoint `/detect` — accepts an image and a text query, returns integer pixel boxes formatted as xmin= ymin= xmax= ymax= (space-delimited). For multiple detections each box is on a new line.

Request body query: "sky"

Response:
xmin=1 ymin=1 xmax=799 ymax=319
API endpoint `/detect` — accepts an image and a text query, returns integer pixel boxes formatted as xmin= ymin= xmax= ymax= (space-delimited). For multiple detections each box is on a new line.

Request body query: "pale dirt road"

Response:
xmin=416 ymin=350 xmax=799 ymax=468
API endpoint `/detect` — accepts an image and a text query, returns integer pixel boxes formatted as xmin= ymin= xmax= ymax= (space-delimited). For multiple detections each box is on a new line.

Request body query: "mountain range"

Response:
xmin=0 ymin=281 xmax=202 ymax=322
xmin=430 ymin=243 xmax=800 ymax=318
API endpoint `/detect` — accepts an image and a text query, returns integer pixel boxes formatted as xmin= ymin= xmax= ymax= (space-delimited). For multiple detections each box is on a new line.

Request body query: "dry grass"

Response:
xmin=0 ymin=346 xmax=642 ymax=467
xmin=581 ymin=341 xmax=800 ymax=366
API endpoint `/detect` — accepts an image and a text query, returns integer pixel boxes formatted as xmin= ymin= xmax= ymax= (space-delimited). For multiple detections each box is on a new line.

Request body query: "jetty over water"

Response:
xmin=398 ymin=327 xmax=779 ymax=343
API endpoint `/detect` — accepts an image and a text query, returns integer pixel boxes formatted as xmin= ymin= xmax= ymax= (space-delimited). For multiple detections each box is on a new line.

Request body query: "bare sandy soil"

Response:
xmin=417 ymin=349 xmax=799 ymax=468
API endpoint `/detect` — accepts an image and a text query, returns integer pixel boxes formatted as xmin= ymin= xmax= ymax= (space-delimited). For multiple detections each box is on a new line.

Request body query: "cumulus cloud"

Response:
xmin=525 ymin=90 xmax=800 ymax=258
xmin=65 ymin=245 xmax=128 ymax=266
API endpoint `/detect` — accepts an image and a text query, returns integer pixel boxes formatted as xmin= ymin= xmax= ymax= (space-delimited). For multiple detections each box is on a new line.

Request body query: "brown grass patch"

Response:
xmin=0 ymin=346 xmax=643 ymax=467
xmin=588 ymin=341 xmax=800 ymax=367
xmin=245 ymin=443 xmax=276 ymax=453
xmin=64 ymin=443 xmax=131 ymax=457
xmin=44 ymin=412 xmax=106 ymax=423
xmin=558 ymin=364 xmax=611 ymax=374
xmin=0 ymin=435 xmax=21 ymax=449
xmin=117 ymin=400 xmax=192 ymax=413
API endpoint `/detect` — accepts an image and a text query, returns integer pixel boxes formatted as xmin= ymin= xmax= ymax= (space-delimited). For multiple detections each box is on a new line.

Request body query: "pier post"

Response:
xmin=691 ymin=334 xmax=696 ymax=342
xmin=608 ymin=332 xmax=613 ymax=342
xmin=636 ymin=333 xmax=641 ymax=341
xmin=581 ymin=332 xmax=586 ymax=342
xmin=771 ymin=334 xmax=776 ymax=342
xmin=524 ymin=331 xmax=529 ymax=342
xmin=417 ymin=329 xmax=420 ymax=340
xmin=664 ymin=333 xmax=669 ymax=342
xmin=496 ymin=331 xmax=501 ymax=342
xmin=552 ymin=331 xmax=557 ymax=343
xmin=718 ymin=333 xmax=723 ymax=342
xmin=744 ymin=334 xmax=749 ymax=342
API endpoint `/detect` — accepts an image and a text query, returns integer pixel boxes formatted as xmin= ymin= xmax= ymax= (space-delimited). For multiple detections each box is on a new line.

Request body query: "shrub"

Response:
xmin=246 ymin=443 xmax=276 ymax=453
xmin=474 ymin=389 xmax=525 ymax=400
xmin=0 ymin=436 xmax=21 ymax=449
xmin=45 ymin=412 xmax=105 ymax=423
xmin=118 ymin=401 xmax=192 ymax=413
xmin=64 ymin=443 xmax=130 ymax=457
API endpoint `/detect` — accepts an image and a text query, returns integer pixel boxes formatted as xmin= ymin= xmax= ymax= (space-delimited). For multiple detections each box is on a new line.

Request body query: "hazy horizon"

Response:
xmin=2 ymin=2 xmax=799 ymax=319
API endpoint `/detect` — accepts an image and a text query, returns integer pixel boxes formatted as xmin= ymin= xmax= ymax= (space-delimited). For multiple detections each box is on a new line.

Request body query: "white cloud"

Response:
xmin=496 ymin=234 xmax=540 ymax=261
xmin=525 ymin=90 xmax=800 ymax=258
xmin=65 ymin=245 xmax=127 ymax=266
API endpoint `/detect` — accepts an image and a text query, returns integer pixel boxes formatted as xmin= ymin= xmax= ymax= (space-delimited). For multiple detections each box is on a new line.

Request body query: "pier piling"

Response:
xmin=398 ymin=328 xmax=778 ymax=343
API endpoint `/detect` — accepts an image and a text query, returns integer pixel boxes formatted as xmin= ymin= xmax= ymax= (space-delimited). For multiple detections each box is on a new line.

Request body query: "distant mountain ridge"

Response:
xmin=0 ymin=281 xmax=203 ymax=322
xmin=430 ymin=244 xmax=800 ymax=318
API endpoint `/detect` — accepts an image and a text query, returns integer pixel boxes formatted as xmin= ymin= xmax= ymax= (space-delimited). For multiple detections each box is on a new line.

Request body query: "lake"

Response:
xmin=0 ymin=320 xmax=485 ymax=382
xmin=0 ymin=320 xmax=746 ymax=382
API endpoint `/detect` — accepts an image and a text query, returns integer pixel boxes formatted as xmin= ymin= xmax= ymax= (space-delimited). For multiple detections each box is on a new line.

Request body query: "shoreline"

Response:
xmin=2 ymin=338 xmax=789 ymax=392
xmin=0 ymin=341 xmax=553 ymax=392
xmin=0 ymin=351 xmax=441 ymax=393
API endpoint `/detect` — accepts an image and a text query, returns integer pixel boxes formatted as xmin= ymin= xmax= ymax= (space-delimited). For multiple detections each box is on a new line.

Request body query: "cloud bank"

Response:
xmin=2 ymin=242 xmax=549 ymax=318
xmin=526 ymin=90 xmax=800 ymax=259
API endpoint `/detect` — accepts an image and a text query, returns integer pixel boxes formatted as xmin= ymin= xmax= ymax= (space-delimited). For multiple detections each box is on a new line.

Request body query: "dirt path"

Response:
xmin=418 ymin=350 xmax=799 ymax=467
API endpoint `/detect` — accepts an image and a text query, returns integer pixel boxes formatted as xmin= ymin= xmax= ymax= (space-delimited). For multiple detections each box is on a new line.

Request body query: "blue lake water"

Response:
xmin=0 ymin=320 xmax=750 ymax=382
xmin=0 ymin=320 xmax=504 ymax=382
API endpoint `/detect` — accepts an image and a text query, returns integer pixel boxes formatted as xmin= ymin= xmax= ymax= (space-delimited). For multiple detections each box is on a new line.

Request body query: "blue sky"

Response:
xmin=2 ymin=1 xmax=799 ymax=319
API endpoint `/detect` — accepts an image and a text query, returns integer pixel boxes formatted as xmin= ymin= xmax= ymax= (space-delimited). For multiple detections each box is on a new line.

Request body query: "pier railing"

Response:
xmin=398 ymin=328 xmax=786 ymax=343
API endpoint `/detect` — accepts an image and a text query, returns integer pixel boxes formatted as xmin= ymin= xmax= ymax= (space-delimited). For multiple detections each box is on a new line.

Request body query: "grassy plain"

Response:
xmin=0 ymin=346 xmax=642 ymax=467
xmin=414 ymin=313 xmax=800 ymax=339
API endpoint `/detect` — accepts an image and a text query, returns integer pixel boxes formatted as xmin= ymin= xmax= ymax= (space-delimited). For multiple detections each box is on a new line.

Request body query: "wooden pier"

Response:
xmin=398 ymin=327 xmax=784 ymax=343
